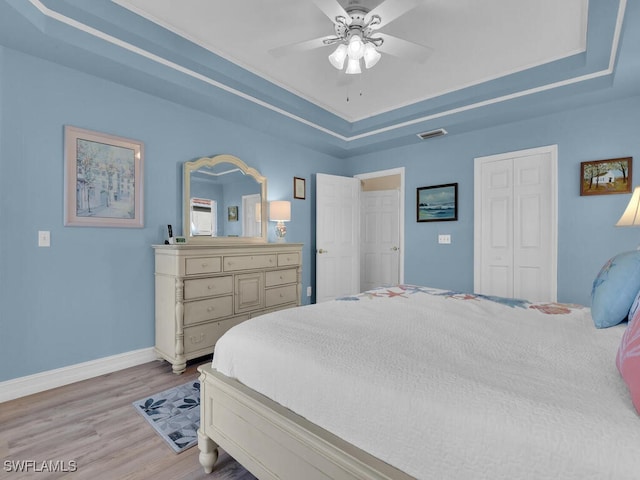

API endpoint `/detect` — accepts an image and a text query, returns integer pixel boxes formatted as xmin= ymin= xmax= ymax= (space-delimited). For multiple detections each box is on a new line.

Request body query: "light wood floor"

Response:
xmin=0 ymin=359 xmax=256 ymax=480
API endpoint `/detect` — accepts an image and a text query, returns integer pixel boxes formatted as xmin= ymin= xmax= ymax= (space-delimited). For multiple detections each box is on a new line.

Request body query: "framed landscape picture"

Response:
xmin=64 ymin=126 xmax=144 ymax=227
xmin=580 ymin=157 xmax=632 ymax=196
xmin=417 ymin=183 xmax=458 ymax=222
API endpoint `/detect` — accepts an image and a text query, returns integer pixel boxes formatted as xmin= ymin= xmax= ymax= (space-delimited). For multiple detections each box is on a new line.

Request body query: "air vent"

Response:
xmin=417 ymin=128 xmax=448 ymax=140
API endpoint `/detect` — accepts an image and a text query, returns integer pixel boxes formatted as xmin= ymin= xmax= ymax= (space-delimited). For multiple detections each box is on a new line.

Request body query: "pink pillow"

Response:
xmin=617 ymin=302 xmax=640 ymax=414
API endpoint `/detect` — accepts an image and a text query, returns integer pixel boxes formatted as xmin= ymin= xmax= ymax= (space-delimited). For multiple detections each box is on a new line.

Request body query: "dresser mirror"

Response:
xmin=183 ymin=154 xmax=267 ymax=243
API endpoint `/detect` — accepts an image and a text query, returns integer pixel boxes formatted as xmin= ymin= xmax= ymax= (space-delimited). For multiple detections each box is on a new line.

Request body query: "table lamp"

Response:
xmin=269 ymin=201 xmax=291 ymax=242
xmin=616 ymin=186 xmax=640 ymax=248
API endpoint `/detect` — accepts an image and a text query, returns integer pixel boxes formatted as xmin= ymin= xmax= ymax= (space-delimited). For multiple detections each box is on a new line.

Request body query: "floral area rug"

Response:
xmin=132 ymin=380 xmax=200 ymax=453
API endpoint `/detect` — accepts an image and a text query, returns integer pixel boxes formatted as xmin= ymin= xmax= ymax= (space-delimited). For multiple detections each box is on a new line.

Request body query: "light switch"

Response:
xmin=38 ymin=230 xmax=51 ymax=247
xmin=438 ymin=234 xmax=451 ymax=244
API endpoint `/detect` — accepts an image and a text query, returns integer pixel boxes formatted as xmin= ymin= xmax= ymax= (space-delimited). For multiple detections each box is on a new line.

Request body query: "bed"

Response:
xmin=196 ymin=284 xmax=640 ymax=479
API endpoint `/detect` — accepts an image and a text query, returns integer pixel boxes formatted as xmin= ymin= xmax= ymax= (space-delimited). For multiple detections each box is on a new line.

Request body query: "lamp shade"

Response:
xmin=345 ymin=57 xmax=361 ymax=74
xmin=347 ymin=34 xmax=364 ymax=59
xmin=363 ymin=43 xmax=381 ymax=69
xmin=269 ymin=201 xmax=291 ymax=222
xmin=616 ymin=186 xmax=640 ymax=226
xmin=329 ymin=44 xmax=348 ymax=70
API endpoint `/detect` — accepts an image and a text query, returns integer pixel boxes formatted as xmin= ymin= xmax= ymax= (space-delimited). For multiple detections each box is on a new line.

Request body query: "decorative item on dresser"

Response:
xmin=269 ymin=200 xmax=291 ymax=242
xmin=153 ymin=243 xmax=303 ymax=374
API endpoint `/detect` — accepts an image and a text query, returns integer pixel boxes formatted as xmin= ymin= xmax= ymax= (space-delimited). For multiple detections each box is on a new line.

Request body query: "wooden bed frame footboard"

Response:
xmin=197 ymin=364 xmax=415 ymax=480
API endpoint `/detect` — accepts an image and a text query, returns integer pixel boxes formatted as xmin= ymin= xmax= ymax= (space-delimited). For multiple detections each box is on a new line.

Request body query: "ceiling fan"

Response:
xmin=271 ymin=0 xmax=432 ymax=74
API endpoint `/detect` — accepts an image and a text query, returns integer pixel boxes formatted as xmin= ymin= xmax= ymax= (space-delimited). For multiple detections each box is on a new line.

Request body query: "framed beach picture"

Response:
xmin=417 ymin=183 xmax=458 ymax=222
xmin=64 ymin=126 xmax=144 ymax=227
xmin=580 ymin=157 xmax=632 ymax=196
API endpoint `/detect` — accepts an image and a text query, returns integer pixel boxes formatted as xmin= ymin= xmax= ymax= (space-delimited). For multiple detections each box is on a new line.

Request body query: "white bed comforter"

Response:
xmin=212 ymin=285 xmax=640 ymax=479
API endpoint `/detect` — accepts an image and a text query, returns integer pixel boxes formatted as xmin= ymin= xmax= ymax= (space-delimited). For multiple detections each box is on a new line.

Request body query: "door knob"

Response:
xmin=318 ymin=248 xmax=328 ymax=254
xmin=391 ymin=246 xmax=399 ymax=251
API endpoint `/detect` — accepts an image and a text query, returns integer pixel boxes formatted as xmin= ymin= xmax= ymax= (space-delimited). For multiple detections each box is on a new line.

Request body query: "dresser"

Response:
xmin=153 ymin=243 xmax=303 ymax=373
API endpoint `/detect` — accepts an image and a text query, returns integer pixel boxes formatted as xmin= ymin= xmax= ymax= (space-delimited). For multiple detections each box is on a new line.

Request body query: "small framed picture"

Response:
xmin=64 ymin=125 xmax=144 ymax=227
xmin=580 ymin=157 xmax=632 ymax=196
xmin=228 ymin=205 xmax=238 ymax=221
xmin=417 ymin=183 xmax=458 ymax=222
xmin=294 ymin=177 xmax=306 ymax=200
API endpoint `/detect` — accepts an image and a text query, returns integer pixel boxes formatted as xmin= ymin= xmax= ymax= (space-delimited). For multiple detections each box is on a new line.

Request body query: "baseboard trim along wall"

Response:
xmin=0 ymin=347 xmax=157 ymax=403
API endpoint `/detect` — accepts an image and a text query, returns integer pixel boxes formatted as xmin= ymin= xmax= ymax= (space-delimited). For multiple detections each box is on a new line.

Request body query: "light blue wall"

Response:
xmin=348 ymin=94 xmax=640 ymax=305
xmin=2 ymin=41 xmax=640 ymax=384
xmin=0 ymin=46 xmax=344 ymax=382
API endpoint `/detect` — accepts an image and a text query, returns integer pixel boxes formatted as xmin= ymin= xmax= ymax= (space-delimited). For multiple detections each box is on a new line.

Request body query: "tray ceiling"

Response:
xmin=113 ymin=0 xmax=588 ymax=122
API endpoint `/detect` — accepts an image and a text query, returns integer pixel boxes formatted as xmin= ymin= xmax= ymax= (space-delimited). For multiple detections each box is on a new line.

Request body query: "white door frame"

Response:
xmin=473 ymin=145 xmax=558 ymax=300
xmin=355 ymin=167 xmax=405 ymax=285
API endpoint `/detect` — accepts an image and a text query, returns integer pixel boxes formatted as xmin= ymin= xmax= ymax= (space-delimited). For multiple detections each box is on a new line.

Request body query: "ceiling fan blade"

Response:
xmin=366 ymin=0 xmax=422 ymax=29
xmin=375 ymin=33 xmax=433 ymax=63
xmin=311 ymin=0 xmax=351 ymax=24
xmin=269 ymin=36 xmax=336 ymax=58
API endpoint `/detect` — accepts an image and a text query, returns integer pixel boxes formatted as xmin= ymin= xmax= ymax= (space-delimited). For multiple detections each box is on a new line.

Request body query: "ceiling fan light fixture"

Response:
xmin=345 ymin=57 xmax=362 ymax=74
xmin=328 ymin=44 xmax=348 ymax=70
xmin=321 ymin=6 xmax=397 ymax=74
xmin=363 ymin=43 xmax=381 ymax=69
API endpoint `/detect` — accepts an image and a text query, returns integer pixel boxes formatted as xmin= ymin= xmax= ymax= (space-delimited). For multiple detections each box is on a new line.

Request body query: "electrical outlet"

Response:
xmin=438 ymin=234 xmax=451 ymax=244
xmin=307 ymin=286 xmax=312 ymax=297
xmin=38 ymin=230 xmax=50 ymax=247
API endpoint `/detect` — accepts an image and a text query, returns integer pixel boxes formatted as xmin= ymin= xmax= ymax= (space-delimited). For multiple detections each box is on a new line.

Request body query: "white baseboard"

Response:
xmin=0 ymin=347 xmax=157 ymax=403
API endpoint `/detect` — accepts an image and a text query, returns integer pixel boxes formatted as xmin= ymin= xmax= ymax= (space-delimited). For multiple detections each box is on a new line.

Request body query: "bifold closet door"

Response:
xmin=478 ymin=158 xmax=514 ymax=298
xmin=475 ymin=146 xmax=557 ymax=302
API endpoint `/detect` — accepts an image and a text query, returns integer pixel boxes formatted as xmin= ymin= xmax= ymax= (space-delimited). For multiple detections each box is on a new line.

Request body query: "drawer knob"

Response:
xmin=190 ymin=333 xmax=205 ymax=344
xmin=201 ymin=263 xmax=208 ymax=268
xmin=279 ymin=275 xmax=284 ymax=280
xmin=280 ymin=293 xmax=284 ymax=298
xmin=207 ymin=306 xmax=214 ymax=312
xmin=208 ymin=284 xmax=214 ymax=289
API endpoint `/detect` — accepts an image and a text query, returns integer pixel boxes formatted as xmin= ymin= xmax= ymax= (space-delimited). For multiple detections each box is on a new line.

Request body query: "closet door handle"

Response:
xmin=318 ymin=249 xmax=328 ymax=254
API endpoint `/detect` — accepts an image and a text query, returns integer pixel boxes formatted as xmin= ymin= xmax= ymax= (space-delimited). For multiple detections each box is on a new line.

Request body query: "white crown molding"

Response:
xmin=0 ymin=347 xmax=157 ymax=403
xmin=26 ymin=0 xmax=626 ymax=144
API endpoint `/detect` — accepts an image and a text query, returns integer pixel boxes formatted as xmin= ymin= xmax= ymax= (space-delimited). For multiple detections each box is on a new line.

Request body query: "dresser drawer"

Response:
xmin=265 ymin=268 xmax=298 ymax=287
xmin=184 ymin=276 xmax=233 ymax=300
xmin=265 ymin=284 xmax=298 ymax=308
xmin=185 ymin=257 xmax=222 ymax=275
xmin=183 ymin=316 xmax=247 ymax=355
xmin=184 ymin=295 xmax=233 ymax=326
xmin=224 ymin=254 xmax=276 ymax=271
xmin=278 ymin=252 xmax=300 ymax=267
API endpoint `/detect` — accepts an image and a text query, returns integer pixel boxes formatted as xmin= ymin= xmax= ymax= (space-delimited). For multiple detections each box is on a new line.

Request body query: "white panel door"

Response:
xmin=513 ymin=152 xmax=555 ymax=302
xmin=474 ymin=145 xmax=557 ymax=302
xmin=479 ymin=159 xmax=514 ymax=298
xmin=361 ymin=190 xmax=400 ymax=291
xmin=316 ymin=173 xmax=360 ymax=302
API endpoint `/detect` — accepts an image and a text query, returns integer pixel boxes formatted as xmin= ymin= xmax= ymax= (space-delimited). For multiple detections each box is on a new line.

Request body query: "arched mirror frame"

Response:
xmin=183 ymin=154 xmax=267 ymax=244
